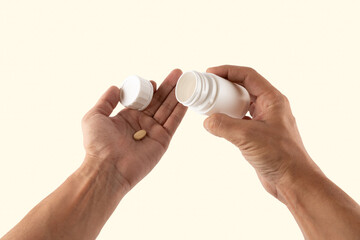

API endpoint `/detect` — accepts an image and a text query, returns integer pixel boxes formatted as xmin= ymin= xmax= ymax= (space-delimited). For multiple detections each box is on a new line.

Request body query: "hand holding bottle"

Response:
xmin=203 ymin=65 xmax=360 ymax=239
xmin=203 ymin=65 xmax=318 ymax=199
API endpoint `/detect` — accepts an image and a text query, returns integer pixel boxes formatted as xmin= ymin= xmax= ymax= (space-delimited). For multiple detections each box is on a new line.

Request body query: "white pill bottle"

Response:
xmin=175 ymin=71 xmax=250 ymax=119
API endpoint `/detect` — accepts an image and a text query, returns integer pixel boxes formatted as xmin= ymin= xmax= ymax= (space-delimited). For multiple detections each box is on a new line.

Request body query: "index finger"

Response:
xmin=143 ymin=69 xmax=182 ymax=116
xmin=206 ymin=65 xmax=278 ymax=97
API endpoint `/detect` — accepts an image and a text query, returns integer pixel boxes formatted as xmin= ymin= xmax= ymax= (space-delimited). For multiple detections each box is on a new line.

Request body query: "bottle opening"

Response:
xmin=175 ymin=71 xmax=197 ymax=104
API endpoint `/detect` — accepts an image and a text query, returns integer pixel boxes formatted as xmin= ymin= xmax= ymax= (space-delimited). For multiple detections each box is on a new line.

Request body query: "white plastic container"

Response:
xmin=119 ymin=75 xmax=153 ymax=111
xmin=175 ymin=71 xmax=250 ymax=119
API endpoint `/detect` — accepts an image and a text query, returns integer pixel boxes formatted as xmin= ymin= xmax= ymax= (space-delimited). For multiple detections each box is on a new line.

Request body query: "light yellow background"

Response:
xmin=1 ymin=0 xmax=359 ymax=239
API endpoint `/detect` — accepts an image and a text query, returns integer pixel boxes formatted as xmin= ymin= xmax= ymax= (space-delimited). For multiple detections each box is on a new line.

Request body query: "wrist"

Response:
xmin=74 ymin=154 xmax=131 ymax=197
xmin=275 ymin=157 xmax=325 ymax=205
xmin=275 ymin=157 xmax=360 ymax=239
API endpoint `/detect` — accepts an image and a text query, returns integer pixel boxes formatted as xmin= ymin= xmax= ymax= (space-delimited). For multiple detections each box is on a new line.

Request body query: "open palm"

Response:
xmin=82 ymin=69 xmax=187 ymax=189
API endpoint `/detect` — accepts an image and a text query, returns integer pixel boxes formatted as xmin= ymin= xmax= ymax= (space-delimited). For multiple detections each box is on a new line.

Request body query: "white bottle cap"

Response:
xmin=119 ymin=75 xmax=153 ymax=111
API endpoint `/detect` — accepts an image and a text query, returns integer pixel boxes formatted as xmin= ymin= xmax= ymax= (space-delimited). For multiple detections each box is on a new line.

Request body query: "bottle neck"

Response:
xmin=176 ymin=71 xmax=217 ymax=114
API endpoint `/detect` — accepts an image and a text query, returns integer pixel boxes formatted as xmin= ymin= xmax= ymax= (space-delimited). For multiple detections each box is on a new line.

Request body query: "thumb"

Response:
xmin=204 ymin=113 xmax=256 ymax=146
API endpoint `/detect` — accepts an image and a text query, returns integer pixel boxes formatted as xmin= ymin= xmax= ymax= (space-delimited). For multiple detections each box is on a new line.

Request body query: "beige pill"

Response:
xmin=133 ymin=129 xmax=147 ymax=141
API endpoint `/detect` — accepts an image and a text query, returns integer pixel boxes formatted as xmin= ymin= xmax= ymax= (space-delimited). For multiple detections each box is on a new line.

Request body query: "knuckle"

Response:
xmin=244 ymin=66 xmax=256 ymax=73
xmin=82 ymin=113 xmax=90 ymax=123
xmin=208 ymin=114 xmax=222 ymax=129
xmin=244 ymin=67 xmax=259 ymax=76
xmin=207 ymin=113 xmax=225 ymax=132
xmin=289 ymin=114 xmax=296 ymax=125
xmin=162 ymin=101 xmax=174 ymax=112
xmin=82 ymin=110 xmax=95 ymax=123
xmin=285 ymin=112 xmax=296 ymax=126
xmin=171 ymin=111 xmax=182 ymax=124
xmin=267 ymin=91 xmax=288 ymax=106
xmin=282 ymin=94 xmax=291 ymax=106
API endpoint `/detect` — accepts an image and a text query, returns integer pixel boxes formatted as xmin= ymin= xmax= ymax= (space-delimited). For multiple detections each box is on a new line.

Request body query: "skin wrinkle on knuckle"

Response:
xmin=208 ymin=115 xmax=222 ymax=133
xmin=171 ymin=112 xmax=182 ymax=124
xmin=159 ymin=101 xmax=174 ymax=115
xmin=245 ymin=67 xmax=256 ymax=74
xmin=244 ymin=67 xmax=258 ymax=81
xmin=283 ymin=94 xmax=290 ymax=104
xmin=284 ymin=113 xmax=296 ymax=128
xmin=82 ymin=111 xmax=98 ymax=123
xmin=81 ymin=114 xmax=89 ymax=123
xmin=290 ymin=115 xmax=297 ymax=127
xmin=262 ymin=91 xmax=287 ymax=111
xmin=271 ymin=91 xmax=285 ymax=103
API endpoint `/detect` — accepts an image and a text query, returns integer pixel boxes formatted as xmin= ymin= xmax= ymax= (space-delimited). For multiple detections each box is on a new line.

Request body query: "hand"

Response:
xmin=81 ymin=69 xmax=187 ymax=190
xmin=203 ymin=65 xmax=321 ymax=201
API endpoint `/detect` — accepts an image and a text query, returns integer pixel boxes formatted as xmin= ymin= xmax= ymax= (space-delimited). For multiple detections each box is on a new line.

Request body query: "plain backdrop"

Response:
xmin=1 ymin=0 xmax=359 ymax=239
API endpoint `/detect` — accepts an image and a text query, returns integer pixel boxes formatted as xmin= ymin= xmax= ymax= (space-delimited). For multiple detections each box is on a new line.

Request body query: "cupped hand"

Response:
xmin=81 ymin=69 xmax=187 ymax=190
xmin=203 ymin=65 xmax=321 ymax=201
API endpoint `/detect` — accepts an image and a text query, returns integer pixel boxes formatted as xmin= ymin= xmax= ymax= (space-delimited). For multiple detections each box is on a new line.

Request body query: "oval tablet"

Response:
xmin=133 ymin=129 xmax=147 ymax=141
